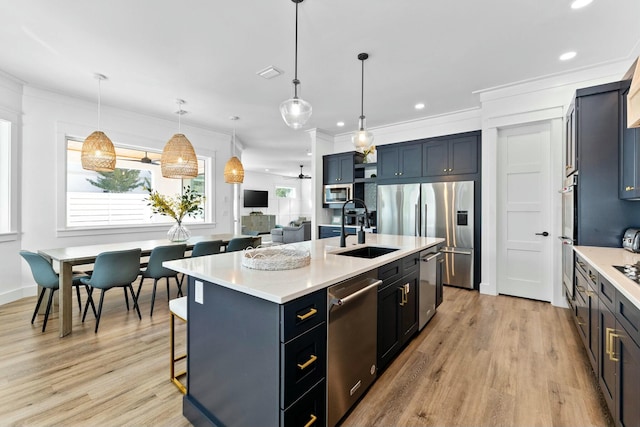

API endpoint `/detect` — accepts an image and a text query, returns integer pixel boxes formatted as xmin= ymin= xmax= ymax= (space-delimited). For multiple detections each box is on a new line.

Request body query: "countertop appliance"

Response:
xmin=377 ymin=181 xmax=475 ymax=289
xmin=622 ymin=228 xmax=640 ymax=252
xmin=327 ymin=274 xmax=380 ymax=427
xmin=419 ymin=250 xmax=442 ymax=330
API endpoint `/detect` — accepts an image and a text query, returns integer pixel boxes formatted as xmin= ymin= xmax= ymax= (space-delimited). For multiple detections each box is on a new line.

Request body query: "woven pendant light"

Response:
xmin=224 ymin=116 xmax=244 ymax=184
xmin=81 ymin=74 xmax=116 ymax=171
xmin=161 ymin=99 xmax=198 ymax=179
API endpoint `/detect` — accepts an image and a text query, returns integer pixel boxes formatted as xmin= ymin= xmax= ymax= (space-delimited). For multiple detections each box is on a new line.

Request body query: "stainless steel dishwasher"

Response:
xmin=419 ymin=249 xmax=442 ymax=330
xmin=327 ymin=273 xmax=381 ymax=427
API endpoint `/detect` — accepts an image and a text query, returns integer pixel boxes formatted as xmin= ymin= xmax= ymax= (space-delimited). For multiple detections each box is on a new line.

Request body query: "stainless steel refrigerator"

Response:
xmin=377 ymin=181 xmax=474 ymax=289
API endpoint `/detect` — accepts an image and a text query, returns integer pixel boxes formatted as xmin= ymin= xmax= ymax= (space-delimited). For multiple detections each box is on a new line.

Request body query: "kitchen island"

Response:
xmin=164 ymin=234 xmax=443 ymax=427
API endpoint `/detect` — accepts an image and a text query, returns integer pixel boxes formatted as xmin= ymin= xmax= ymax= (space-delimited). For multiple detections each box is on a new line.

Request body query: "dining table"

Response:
xmin=38 ymin=233 xmax=261 ymax=337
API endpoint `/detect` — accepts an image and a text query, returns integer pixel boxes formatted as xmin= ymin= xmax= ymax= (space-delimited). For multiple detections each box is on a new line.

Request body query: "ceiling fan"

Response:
xmin=293 ymin=165 xmax=311 ymax=179
xmin=139 ymin=151 xmax=160 ymax=165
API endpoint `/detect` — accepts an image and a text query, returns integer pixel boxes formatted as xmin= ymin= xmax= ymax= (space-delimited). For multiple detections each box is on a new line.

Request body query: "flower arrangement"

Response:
xmin=362 ymin=145 xmax=376 ymax=162
xmin=145 ymin=185 xmax=204 ymax=225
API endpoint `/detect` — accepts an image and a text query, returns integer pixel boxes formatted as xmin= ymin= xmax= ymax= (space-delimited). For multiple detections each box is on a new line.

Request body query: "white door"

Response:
xmin=497 ymin=122 xmax=552 ymax=301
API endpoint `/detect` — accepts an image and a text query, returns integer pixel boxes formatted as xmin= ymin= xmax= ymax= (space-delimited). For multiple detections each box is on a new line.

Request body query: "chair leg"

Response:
xmin=136 ymin=276 xmax=145 ymax=301
xmin=128 ymin=284 xmax=142 ymax=320
xmin=94 ymin=290 xmax=106 ymax=333
xmin=32 ymin=288 xmax=47 ymax=324
xmin=176 ymin=275 xmax=184 ymax=298
xmin=75 ymin=285 xmax=82 ymax=312
xmin=166 ymin=277 xmax=171 ymax=302
xmin=42 ymin=288 xmax=56 ymax=332
xmin=150 ymin=278 xmax=159 ymax=317
xmin=84 ymin=285 xmax=97 ymax=318
xmin=123 ymin=287 xmax=130 ymax=311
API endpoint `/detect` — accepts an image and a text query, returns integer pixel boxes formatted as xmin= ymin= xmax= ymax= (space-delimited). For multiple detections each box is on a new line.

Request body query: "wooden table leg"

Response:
xmin=58 ymin=262 xmax=73 ymax=337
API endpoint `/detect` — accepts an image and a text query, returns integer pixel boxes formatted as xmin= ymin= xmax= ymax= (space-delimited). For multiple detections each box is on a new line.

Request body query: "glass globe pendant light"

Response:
xmin=224 ymin=116 xmax=244 ymax=184
xmin=352 ymin=53 xmax=374 ymax=150
xmin=81 ymin=73 xmax=116 ymax=172
xmin=279 ymin=0 xmax=312 ymax=129
xmin=161 ymin=99 xmax=198 ymax=179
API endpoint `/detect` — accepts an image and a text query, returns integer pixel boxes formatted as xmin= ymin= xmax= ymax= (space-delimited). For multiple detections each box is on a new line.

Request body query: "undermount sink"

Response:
xmin=333 ymin=246 xmax=399 ymax=259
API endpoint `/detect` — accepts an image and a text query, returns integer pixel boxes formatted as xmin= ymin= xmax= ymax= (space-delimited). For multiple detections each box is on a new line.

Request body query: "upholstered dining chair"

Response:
xmin=136 ymin=244 xmax=186 ymax=316
xmin=226 ymin=237 xmax=255 ymax=252
xmin=191 ymin=240 xmax=223 ymax=257
xmin=80 ymin=248 xmax=142 ymax=333
xmin=20 ymin=250 xmax=92 ymax=332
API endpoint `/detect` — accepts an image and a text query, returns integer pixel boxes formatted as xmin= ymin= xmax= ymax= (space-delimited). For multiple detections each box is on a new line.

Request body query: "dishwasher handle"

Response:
xmin=330 ymin=280 xmax=382 ymax=307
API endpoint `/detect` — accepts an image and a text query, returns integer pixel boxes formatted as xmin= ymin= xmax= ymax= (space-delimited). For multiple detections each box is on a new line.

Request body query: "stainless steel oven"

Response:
xmin=560 ymin=174 xmax=577 ymax=299
xmin=324 ymin=184 xmax=352 ymax=204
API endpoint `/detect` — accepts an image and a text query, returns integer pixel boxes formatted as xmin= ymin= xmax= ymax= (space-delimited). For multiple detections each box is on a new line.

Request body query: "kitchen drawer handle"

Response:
xmin=304 ymin=414 xmax=318 ymax=427
xmin=296 ymin=308 xmax=318 ymax=321
xmin=576 ymin=261 xmax=585 ymax=268
xmin=606 ymin=328 xmax=621 ymax=362
xmin=588 ymin=273 xmax=597 ymax=282
xmin=297 ymin=354 xmax=318 ymax=370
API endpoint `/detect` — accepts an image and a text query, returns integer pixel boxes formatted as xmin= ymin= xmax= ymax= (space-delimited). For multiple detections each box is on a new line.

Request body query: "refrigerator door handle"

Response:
xmin=441 ymin=248 xmax=473 ymax=256
xmin=424 ymin=203 xmax=428 ymax=237
xmin=415 ymin=204 xmax=420 ymax=236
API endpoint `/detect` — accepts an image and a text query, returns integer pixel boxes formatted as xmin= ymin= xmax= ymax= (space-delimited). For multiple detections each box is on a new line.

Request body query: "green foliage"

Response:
xmin=275 ymin=187 xmax=293 ymax=198
xmin=86 ymin=168 xmax=145 ymax=193
xmin=145 ymin=186 xmax=204 ymax=224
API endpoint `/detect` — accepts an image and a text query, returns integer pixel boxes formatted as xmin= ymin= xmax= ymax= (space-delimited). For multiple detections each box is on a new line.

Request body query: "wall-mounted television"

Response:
xmin=243 ymin=189 xmax=269 ymax=208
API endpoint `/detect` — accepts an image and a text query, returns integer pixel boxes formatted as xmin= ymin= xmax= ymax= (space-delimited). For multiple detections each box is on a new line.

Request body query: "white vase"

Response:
xmin=167 ymin=222 xmax=190 ymax=242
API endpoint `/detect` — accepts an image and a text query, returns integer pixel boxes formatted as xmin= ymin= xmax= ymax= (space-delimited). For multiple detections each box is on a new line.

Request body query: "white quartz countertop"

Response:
xmin=164 ymin=234 xmax=443 ymax=304
xmin=574 ymin=246 xmax=640 ymax=309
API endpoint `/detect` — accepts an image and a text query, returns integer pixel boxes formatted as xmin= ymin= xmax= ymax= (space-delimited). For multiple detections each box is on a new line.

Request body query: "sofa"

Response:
xmin=271 ymin=220 xmax=311 ymax=244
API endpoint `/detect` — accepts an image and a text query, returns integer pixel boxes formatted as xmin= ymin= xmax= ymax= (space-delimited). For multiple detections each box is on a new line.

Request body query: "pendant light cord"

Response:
xmin=293 ymin=0 xmax=299 ymax=98
xmin=97 ymin=77 xmax=102 ymax=131
xmin=360 ymin=57 xmax=365 ymax=122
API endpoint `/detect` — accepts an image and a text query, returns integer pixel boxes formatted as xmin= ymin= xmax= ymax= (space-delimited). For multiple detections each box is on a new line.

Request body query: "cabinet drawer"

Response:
xmin=616 ymin=291 xmax=640 ymax=347
xmin=281 ymin=323 xmax=326 ymax=409
xmin=281 ymin=290 xmax=327 ymax=343
xmin=281 ymin=379 xmax=325 ymax=427
xmin=402 ymin=252 xmax=420 ymax=276
xmin=575 ymin=254 xmax=589 ymax=281
xmin=378 ymin=259 xmax=402 ymax=284
xmin=599 ymin=275 xmax=616 ymax=311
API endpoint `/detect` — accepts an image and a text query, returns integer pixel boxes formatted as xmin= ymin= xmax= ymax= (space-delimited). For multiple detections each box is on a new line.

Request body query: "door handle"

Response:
xmin=535 ymin=232 xmax=549 ymax=236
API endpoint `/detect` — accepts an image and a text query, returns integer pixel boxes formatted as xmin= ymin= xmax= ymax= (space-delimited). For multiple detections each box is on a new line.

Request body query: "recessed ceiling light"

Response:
xmin=307 ymin=151 xmax=312 ymax=156
xmin=256 ymin=66 xmax=283 ymax=79
xmin=571 ymin=0 xmax=593 ymax=9
xmin=336 ymin=121 xmax=345 ymax=127
xmin=560 ymin=51 xmax=577 ymax=61
xmin=265 ymin=168 xmax=270 ymax=172
xmin=415 ymin=103 xmax=425 ymax=110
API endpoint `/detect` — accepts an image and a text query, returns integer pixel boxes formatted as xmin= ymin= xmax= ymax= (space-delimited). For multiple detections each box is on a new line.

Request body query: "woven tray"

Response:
xmin=241 ymin=245 xmax=311 ymax=271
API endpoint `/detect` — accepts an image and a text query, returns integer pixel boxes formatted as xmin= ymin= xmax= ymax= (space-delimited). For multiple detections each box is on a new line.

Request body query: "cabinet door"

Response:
xmin=616 ymin=330 xmax=640 ymax=427
xmin=399 ymin=143 xmax=422 ymax=178
xmin=377 ymin=146 xmax=400 ymax=180
xmin=449 ymin=136 xmax=478 ymax=175
xmin=339 ymin=155 xmax=354 ymax=183
xmin=422 ymin=140 xmax=449 ymax=177
xmin=599 ymin=305 xmax=616 ymax=416
xmin=319 ymin=226 xmax=341 ymax=239
xmin=377 ymin=283 xmax=401 ymax=370
xmin=399 ymin=272 xmax=418 ymax=344
xmin=565 ymin=103 xmax=576 ymax=177
xmin=574 ymin=272 xmax=589 ymax=344
xmin=586 ymin=285 xmax=599 ymax=372
xmin=620 ymin=87 xmax=640 ymax=199
xmin=324 ymin=156 xmax=341 ymax=184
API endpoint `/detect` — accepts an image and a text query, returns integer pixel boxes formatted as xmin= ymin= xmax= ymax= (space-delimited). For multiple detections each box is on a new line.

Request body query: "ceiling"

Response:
xmin=1 ymin=0 xmax=639 ymax=177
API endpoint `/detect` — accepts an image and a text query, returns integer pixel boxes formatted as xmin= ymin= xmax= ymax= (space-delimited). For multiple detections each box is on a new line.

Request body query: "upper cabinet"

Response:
xmin=377 ymin=142 xmax=422 ymax=180
xmin=619 ymin=81 xmax=640 ymax=200
xmin=323 ymin=152 xmax=363 ymax=184
xmin=423 ymin=135 xmax=478 ymax=177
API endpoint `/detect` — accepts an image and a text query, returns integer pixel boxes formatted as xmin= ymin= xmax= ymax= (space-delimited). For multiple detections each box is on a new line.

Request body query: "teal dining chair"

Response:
xmin=226 ymin=237 xmax=255 ymax=252
xmin=81 ymin=248 xmax=142 ymax=333
xmin=20 ymin=250 xmax=92 ymax=332
xmin=136 ymin=244 xmax=186 ymax=316
xmin=191 ymin=240 xmax=223 ymax=257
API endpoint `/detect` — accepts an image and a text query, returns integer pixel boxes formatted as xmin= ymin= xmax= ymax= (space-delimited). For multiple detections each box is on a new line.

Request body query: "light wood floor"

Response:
xmin=0 ymin=283 xmax=610 ymax=426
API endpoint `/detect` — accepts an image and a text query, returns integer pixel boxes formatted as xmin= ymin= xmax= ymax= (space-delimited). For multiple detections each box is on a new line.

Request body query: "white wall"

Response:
xmin=240 ymin=171 xmax=312 ymax=227
xmin=0 ymin=83 xmax=235 ymax=303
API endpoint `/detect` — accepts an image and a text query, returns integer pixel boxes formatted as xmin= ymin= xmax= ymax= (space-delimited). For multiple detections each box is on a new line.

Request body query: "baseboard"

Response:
xmin=0 ymin=285 xmax=35 ymax=306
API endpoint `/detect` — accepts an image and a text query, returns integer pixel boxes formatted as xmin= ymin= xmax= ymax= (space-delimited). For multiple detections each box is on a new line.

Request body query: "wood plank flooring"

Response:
xmin=0 ymin=282 xmax=610 ymax=426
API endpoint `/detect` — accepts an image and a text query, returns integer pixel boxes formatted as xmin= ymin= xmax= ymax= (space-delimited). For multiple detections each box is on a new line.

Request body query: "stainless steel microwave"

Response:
xmin=324 ymin=184 xmax=352 ymax=204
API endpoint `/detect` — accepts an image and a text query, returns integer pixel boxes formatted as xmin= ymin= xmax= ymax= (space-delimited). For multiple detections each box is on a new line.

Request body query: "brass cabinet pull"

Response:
xmin=609 ymin=330 xmax=621 ymax=362
xmin=398 ymin=286 xmax=409 ymax=306
xmin=605 ymin=327 xmax=612 ymax=356
xmin=398 ymin=287 xmax=405 ymax=306
xmin=297 ymin=308 xmax=317 ymax=321
xmin=585 ymin=289 xmax=596 ymax=298
xmin=626 ymin=186 xmax=635 ymax=191
xmin=577 ymin=261 xmax=585 ymax=268
xmin=304 ymin=414 xmax=318 ymax=427
xmin=576 ymin=285 xmax=586 ymax=294
xmin=297 ymin=354 xmax=318 ymax=370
